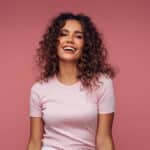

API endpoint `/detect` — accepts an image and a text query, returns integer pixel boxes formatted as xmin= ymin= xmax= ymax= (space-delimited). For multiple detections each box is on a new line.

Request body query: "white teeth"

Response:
xmin=63 ymin=47 xmax=76 ymax=51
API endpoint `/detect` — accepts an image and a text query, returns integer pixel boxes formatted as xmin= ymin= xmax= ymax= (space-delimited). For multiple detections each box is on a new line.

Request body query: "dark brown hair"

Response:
xmin=34 ymin=12 xmax=117 ymax=91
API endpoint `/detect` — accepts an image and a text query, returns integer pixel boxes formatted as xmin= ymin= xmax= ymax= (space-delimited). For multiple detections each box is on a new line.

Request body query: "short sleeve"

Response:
xmin=97 ymin=77 xmax=116 ymax=114
xmin=29 ymin=84 xmax=42 ymax=117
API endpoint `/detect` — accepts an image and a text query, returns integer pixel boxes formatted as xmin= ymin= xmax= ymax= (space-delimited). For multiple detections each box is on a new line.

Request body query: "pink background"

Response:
xmin=0 ymin=0 xmax=150 ymax=149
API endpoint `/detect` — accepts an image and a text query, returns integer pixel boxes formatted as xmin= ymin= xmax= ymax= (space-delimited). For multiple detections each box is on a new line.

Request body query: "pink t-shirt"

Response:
xmin=29 ymin=74 xmax=116 ymax=150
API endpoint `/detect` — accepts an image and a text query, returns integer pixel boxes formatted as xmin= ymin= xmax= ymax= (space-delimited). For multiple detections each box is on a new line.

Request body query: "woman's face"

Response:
xmin=57 ymin=19 xmax=84 ymax=62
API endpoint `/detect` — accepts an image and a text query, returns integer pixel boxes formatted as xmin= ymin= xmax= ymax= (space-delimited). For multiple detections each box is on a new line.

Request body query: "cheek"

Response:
xmin=57 ymin=39 xmax=63 ymax=50
xmin=57 ymin=39 xmax=61 ymax=46
xmin=80 ymin=41 xmax=84 ymax=49
xmin=76 ymin=40 xmax=84 ymax=49
xmin=58 ymin=37 xmax=64 ymax=45
xmin=56 ymin=41 xmax=62 ymax=53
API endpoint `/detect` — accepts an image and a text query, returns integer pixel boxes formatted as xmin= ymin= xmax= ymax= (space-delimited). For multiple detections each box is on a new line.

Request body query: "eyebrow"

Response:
xmin=61 ymin=29 xmax=83 ymax=34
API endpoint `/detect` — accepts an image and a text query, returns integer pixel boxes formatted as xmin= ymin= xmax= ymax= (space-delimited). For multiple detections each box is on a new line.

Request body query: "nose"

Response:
xmin=66 ymin=35 xmax=74 ymax=43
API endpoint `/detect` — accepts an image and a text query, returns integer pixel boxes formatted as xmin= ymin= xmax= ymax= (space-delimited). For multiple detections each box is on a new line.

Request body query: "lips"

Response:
xmin=63 ymin=45 xmax=77 ymax=52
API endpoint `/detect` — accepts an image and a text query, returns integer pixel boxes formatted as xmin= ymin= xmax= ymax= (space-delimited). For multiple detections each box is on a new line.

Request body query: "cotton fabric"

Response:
xmin=29 ymin=74 xmax=116 ymax=149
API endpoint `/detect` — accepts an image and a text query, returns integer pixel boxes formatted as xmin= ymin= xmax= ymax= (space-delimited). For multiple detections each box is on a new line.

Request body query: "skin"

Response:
xmin=26 ymin=19 xmax=115 ymax=150
xmin=96 ymin=113 xmax=115 ymax=150
xmin=56 ymin=19 xmax=84 ymax=84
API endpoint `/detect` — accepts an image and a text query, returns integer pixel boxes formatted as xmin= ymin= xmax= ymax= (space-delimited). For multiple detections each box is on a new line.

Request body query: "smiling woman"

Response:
xmin=26 ymin=12 xmax=117 ymax=150
xmin=57 ymin=19 xmax=84 ymax=63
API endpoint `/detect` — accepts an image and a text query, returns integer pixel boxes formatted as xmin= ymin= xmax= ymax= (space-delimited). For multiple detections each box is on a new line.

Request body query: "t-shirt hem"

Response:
xmin=30 ymin=114 xmax=42 ymax=117
xmin=98 ymin=111 xmax=115 ymax=114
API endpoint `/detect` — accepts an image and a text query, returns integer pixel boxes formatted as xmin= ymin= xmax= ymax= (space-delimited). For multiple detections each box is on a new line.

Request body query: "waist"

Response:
xmin=41 ymin=145 xmax=95 ymax=150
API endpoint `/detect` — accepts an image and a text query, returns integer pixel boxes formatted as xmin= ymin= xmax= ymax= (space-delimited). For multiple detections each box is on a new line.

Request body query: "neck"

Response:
xmin=56 ymin=61 xmax=79 ymax=84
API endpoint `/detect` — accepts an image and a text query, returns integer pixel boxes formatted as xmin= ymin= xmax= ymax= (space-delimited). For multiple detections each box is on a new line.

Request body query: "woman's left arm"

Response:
xmin=96 ymin=112 xmax=115 ymax=150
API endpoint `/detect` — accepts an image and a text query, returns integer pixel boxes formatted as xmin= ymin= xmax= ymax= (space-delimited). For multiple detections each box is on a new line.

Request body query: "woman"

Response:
xmin=27 ymin=12 xmax=116 ymax=150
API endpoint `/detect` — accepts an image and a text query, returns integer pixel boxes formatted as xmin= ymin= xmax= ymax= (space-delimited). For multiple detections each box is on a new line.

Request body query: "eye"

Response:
xmin=76 ymin=35 xmax=83 ymax=39
xmin=59 ymin=29 xmax=68 ymax=35
xmin=59 ymin=32 xmax=67 ymax=36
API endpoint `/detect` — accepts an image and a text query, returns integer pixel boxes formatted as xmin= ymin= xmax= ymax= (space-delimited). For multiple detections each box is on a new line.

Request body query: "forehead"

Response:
xmin=61 ymin=19 xmax=83 ymax=32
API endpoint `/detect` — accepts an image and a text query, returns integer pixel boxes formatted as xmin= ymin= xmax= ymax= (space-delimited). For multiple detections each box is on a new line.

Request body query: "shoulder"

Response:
xmin=30 ymin=77 xmax=55 ymax=94
xmin=97 ymin=73 xmax=113 ymax=88
xmin=94 ymin=74 xmax=114 ymax=97
xmin=31 ymin=81 xmax=42 ymax=92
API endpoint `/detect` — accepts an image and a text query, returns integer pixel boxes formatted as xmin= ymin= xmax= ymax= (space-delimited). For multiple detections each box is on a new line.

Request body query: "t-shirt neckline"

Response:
xmin=54 ymin=74 xmax=80 ymax=88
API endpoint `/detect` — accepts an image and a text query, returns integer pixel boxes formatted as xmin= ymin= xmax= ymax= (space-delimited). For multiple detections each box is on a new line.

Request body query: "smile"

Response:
xmin=63 ymin=46 xmax=77 ymax=52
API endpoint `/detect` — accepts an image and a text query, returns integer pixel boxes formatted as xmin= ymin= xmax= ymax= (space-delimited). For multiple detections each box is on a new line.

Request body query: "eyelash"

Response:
xmin=59 ymin=33 xmax=66 ymax=36
xmin=76 ymin=35 xmax=83 ymax=39
xmin=59 ymin=33 xmax=83 ymax=39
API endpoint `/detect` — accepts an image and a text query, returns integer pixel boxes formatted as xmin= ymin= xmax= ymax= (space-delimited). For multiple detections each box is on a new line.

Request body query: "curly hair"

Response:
xmin=34 ymin=12 xmax=117 ymax=91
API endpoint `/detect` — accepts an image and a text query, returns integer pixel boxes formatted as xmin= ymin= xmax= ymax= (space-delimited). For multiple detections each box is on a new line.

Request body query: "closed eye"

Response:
xmin=59 ymin=32 xmax=67 ymax=36
xmin=76 ymin=35 xmax=83 ymax=39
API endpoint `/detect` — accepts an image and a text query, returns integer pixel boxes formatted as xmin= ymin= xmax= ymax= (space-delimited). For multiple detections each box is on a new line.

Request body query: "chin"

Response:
xmin=59 ymin=56 xmax=78 ymax=62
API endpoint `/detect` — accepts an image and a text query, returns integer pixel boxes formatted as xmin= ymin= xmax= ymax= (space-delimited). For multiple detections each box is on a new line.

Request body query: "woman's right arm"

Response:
xmin=26 ymin=117 xmax=44 ymax=150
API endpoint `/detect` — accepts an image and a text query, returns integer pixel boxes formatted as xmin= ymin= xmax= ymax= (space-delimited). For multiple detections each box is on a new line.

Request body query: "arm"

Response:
xmin=26 ymin=117 xmax=44 ymax=150
xmin=96 ymin=112 xmax=115 ymax=150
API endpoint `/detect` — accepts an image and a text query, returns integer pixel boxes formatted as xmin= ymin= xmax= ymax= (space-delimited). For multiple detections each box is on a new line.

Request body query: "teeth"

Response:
xmin=63 ymin=47 xmax=76 ymax=51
